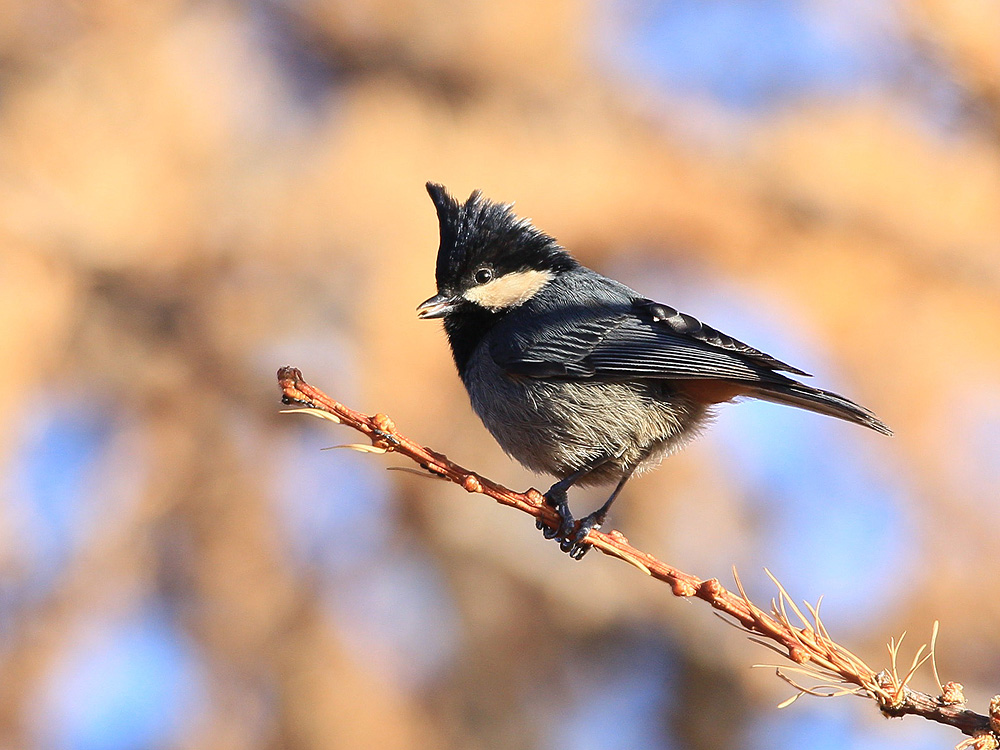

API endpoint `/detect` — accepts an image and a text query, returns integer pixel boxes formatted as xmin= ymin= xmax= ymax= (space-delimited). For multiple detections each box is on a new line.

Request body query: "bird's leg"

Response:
xmin=536 ymin=454 xmax=618 ymax=551
xmin=562 ymin=465 xmax=637 ymax=560
xmin=536 ymin=465 xmax=591 ymax=541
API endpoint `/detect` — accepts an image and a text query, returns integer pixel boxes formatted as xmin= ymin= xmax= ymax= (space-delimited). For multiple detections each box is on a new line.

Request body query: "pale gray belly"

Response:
xmin=461 ymin=345 xmax=708 ymax=484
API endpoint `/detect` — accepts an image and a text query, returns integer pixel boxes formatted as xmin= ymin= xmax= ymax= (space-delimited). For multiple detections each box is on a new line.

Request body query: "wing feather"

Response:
xmin=487 ymin=291 xmax=891 ymax=435
xmin=491 ymin=301 xmax=794 ymax=384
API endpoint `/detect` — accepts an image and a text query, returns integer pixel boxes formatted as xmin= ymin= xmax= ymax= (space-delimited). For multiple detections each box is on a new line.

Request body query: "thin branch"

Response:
xmin=276 ymin=366 xmax=997 ymax=743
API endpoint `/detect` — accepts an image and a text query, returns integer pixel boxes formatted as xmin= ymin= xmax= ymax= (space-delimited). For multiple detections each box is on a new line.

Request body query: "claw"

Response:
xmin=556 ymin=515 xmax=576 ymax=544
xmin=536 ymin=514 xmax=562 ymax=539
xmin=536 ymin=514 xmax=559 ymax=539
xmin=562 ymin=513 xmax=604 ymax=559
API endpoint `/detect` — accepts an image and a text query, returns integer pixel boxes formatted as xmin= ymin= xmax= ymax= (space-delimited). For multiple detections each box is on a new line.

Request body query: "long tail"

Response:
xmin=745 ymin=381 xmax=892 ymax=436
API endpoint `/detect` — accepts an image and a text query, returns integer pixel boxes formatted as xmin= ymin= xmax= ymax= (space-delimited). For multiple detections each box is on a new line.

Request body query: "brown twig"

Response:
xmin=276 ymin=365 xmax=996 ymax=743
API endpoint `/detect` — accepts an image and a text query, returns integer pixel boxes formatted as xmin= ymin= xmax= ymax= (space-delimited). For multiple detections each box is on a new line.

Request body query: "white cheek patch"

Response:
xmin=463 ymin=269 xmax=555 ymax=310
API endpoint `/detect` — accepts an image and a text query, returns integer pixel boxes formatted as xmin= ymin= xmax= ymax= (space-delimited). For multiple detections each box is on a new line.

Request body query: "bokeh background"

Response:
xmin=2 ymin=0 xmax=999 ymax=748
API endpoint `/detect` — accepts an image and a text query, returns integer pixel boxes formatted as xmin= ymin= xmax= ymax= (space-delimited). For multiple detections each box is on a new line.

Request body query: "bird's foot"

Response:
xmin=535 ymin=488 xmax=601 ymax=560
xmin=536 ymin=486 xmax=575 ymax=539
xmin=559 ymin=512 xmax=604 ymax=560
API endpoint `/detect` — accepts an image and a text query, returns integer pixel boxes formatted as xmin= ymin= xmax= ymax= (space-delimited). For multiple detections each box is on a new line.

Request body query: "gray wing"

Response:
xmin=633 ymin=300 xmax=809 ymax=376
xmin=491 ymin=299 xmax=806 ymax=383
xmin=489 ymin=297 xmax=893 ymax=436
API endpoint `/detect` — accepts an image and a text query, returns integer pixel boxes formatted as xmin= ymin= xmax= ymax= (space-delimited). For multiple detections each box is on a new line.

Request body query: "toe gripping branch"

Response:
xmin=535 ymin=487 xmax=606 ymax=560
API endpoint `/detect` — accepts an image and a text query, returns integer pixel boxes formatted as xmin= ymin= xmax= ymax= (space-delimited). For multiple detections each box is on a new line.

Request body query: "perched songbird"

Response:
xmin=417 ymin=183 xmax=891 ymax=559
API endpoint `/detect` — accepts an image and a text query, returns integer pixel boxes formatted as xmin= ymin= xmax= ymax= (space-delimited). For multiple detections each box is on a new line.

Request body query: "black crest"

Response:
xmin=426 ymin=182 xmax=575 ymax=289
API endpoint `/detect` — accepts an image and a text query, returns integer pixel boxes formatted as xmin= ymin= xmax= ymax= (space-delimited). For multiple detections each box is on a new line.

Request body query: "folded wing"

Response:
xmin=490 ymin=299 xmax=891 ymax=435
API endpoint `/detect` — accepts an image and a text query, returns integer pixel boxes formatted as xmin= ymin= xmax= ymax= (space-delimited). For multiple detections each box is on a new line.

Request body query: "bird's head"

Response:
xmin=417 ymin=183 xmax=577 ymax=320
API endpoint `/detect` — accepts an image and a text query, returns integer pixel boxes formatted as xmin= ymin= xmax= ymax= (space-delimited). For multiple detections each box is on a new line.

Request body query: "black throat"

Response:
xmin=443 ymin=302 xmax=505 ymax=377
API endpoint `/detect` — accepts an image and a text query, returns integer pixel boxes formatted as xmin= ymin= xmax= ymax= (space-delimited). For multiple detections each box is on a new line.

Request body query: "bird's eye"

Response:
xmin=474 ymin=268 xmax=493 ymax=284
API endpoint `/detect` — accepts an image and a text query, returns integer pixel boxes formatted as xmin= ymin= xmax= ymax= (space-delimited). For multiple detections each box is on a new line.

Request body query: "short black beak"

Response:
xmin=416 ymin=293 xmax=457 ymax=319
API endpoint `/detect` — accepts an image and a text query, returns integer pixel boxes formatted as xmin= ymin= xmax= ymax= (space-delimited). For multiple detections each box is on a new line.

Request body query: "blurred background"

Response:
xmin=2 ymin=0 xmax=999 ymax=748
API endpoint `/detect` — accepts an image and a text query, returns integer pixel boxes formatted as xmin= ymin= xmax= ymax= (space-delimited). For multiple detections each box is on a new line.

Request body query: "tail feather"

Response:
xmin=745 ymin=381 xmax=892 ymax=436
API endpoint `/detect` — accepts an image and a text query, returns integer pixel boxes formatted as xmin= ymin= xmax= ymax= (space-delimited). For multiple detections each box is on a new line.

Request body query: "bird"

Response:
xmin=416 ymin=183 xmax=891 ymax=559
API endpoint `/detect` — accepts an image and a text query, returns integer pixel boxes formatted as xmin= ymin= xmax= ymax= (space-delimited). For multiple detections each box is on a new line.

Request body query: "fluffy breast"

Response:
xmin=460 ymin=344 xmax=710 ymax=483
